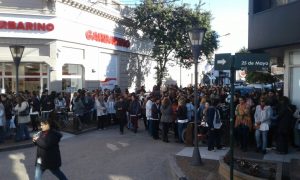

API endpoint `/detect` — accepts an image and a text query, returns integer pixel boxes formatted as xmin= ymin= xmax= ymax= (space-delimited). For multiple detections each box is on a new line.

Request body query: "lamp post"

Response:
xmin=188 ymin=26 xmax=206 ymax=166
xmin=9 ymin=45 xmax=25 ymax=95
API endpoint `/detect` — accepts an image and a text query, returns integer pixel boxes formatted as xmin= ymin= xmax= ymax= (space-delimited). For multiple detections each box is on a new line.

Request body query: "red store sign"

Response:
xmin=85 ymin=30 xmax=130 ymax=48
xmin=0 ymin=20 xmax=54 ymax=32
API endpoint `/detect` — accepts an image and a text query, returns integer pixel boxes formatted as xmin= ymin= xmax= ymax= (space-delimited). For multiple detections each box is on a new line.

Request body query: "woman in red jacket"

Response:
xmin=33 ymin=119 xmax=67 ymax=180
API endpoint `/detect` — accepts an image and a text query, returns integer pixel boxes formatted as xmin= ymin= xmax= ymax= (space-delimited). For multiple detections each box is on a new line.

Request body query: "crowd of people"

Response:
xmin=0 ymin=84 xmax=299 ymax=156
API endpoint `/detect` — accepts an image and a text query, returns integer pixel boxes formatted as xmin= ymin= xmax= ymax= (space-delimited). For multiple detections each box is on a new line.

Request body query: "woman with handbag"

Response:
xmin=15 ymin=95 xmax=31 ymax=142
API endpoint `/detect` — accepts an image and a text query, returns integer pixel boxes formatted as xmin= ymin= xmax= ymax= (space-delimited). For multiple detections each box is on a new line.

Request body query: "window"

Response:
xmin=62 ymin=64 xmax=83 ymax=92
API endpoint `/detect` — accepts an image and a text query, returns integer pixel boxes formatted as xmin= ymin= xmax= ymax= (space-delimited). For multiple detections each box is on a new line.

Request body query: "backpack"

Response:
xmin=18 ymin=102 xmax=30 ymax=116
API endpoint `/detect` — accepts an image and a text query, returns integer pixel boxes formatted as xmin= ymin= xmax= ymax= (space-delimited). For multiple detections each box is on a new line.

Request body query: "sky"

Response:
xmin=182 ymin=0 xmax=249 ymax=54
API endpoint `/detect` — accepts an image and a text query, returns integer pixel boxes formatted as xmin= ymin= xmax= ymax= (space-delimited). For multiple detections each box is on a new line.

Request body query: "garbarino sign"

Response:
xmin=0 ymin=20 xmax=54 ymax=31
xmin=85 ymin=30 xmax=130 ymax=48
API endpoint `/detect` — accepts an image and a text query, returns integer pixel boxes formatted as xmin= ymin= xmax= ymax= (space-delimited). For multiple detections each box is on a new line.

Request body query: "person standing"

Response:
xmin=95 ymin=93 xmax=107 ymax=130
xmin=177 ymin=98 xmax=188 ymax=143
xmin=106 ymin=94 xmax=116 ymax=126
xmin=146 ymin=96 xmax=154 ymax=136
xmin=186 ymin=98 xmax=194 ymax=122
xmin=33 ymin=119 xmax=67 ymax=180
xmin=30 ymin=91 xmax=41 ymax=132
xmin=160 ymin=97 xmax=173 ymax=142
xmin=276 ymin=96 xmax=294 ymax=154
xmin=151 ymin=97 xmax=161 ymax=139
xmin=235 ymin=96 xmax=252 ymax=152
xmin=14 ymin=95 xmax=31 ymax=142
xmin=128 ymin=94 xmax=141 ymax=133
xmin=115 ymin=95 xmax=127 ymax=134
xmin=254 ymin=98 xmax=272 ymax=154
xmin=206 ymin=100 xmax=223 ymax=151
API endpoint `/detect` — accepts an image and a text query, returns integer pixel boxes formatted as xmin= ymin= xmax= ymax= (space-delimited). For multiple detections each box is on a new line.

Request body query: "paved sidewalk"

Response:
xmin=176 ymin=146 xmax=300 ymax=162
xmin=174 ymin=145 xmax=300 ymax=180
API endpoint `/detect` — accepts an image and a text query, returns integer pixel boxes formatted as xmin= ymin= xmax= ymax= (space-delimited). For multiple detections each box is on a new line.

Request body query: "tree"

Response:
xmin=122 ymin=0 xmax=218 ymax=87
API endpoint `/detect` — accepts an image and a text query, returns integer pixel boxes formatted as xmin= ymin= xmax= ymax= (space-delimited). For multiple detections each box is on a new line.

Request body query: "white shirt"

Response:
xmin=146 ymin=100 xmax=153 ymax=118
xmin=254 ymin=105 xmax=271 ymax=131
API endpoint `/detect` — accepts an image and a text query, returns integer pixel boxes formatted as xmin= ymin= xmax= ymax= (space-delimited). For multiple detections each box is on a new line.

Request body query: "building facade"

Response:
xmin=0 ymin=0 xmax=145 ymax=94
xmin=249 ymin=0 xmax=300 ymax=108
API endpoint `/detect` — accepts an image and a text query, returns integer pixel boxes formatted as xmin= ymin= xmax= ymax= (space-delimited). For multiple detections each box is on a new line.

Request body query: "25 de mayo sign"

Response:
xmin=234 ymin=53 xmax=270 ymax=71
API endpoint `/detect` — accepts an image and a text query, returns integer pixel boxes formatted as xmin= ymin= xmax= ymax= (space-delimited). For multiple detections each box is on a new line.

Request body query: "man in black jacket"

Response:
xmin=33 ymin=119 xmax=67 ymax=180
xmin=115 ymin=95 xmax=127 ymax=134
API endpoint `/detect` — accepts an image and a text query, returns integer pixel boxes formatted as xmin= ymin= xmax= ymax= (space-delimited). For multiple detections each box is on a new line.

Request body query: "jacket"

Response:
xmin=114 ymin=100 xmax=127 ymax=119
xmin=207 ymin=106 xmax=222 ymax=129
xmin=129 ymin=100 xmax=141 ymax=116
xmin=14 ymin=101 xmax=30 ymax=124
xmin=95 ymin=99 xmax=107 ymax=116
xmin=73 ymin=97 xmax=85 ymax=116
xmin=35 ymin=130 xmax=62 ymax=170
xmin=177 ymin=105 xmax=188 ymax=121
xmin=146 ymin=100 xmax=153 ymax=118
xmin=160 ymin=104 xmax=172 ymax=123
xmin=151 ymin=103 xmax=161 ymax=120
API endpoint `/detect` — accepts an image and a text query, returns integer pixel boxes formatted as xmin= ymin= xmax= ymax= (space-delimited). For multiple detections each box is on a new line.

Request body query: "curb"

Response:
xmin=168 ymin=155 xmax=188 ymax=180
xmin=0 ymin=141 xmax=34 ymax=152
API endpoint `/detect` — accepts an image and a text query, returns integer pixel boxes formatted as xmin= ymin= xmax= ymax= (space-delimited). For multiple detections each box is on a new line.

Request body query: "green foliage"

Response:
xmin=124 ymin=1 xmax=218 ymax=86
xmin=245 ymin=71 xmax=278 ymax=84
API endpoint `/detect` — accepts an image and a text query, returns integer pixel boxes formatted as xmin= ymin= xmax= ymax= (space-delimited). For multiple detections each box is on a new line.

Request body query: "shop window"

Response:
xmin=25 ymin=63 xmax=40 ymax=76
xmin=5 ymin=63 xmax=13 ymax=76
xmin=62 ymin=64 xmax=83 ymax=92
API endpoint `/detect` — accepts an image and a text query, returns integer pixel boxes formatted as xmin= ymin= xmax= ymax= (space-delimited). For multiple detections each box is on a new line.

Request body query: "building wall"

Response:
xmin=0 ymin=0 xmax=149 ymax=93
xmin=249 ymin=0 xmax=300 ymax=50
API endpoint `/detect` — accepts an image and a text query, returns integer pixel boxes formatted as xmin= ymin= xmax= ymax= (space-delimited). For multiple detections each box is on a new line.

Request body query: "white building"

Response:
xmin=0 ymin=0 xmax=146 ymax=93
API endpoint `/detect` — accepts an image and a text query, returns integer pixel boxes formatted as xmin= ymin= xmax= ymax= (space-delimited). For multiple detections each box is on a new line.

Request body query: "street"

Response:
xmin=0 ymin=126 xmax=184 ymax=180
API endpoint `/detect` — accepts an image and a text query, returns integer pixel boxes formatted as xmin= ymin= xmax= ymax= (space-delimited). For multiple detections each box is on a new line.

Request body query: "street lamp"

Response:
xmin=188 ymin=26 xmax=206 ymax=166
xmin=9 ymin=45 xmax=25 ymax=95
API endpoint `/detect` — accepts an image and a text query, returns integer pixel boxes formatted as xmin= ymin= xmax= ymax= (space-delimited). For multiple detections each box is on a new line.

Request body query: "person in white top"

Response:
xmin=254 ymin=98 xmax=272 ymax=154
xmin=146 ymin=96 xmax=154 ymax=136
xmin=95 ymin=93 xmax=107 ymax=130
xmin=106 ymin=94 xmax=116 ymax=125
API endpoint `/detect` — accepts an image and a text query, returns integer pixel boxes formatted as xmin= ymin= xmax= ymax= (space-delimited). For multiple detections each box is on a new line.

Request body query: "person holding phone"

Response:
xmin=32 ymin=119 xmax=67 ymax=180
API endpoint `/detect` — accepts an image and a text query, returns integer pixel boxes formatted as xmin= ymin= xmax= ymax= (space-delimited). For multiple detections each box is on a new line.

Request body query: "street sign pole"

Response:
xmin=229 ymin=56 xmax=235 ymax=180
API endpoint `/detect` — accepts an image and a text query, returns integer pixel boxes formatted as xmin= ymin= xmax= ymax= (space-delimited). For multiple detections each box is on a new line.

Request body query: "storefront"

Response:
xmin=0 ymin=0 xmax=141 ymax=94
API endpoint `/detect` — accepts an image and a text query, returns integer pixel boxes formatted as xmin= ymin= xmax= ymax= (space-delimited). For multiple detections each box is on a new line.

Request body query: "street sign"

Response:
xmin=234 ymin=53 xmax=270 ymax=71
xmin=214 ymin=53 xmax=232 ymax=70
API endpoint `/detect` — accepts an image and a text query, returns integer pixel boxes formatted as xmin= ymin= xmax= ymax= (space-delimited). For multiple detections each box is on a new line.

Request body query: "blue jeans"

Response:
xmin=15 ymin=123 xmax=30 ymax=141
xmin=178 ymin=122 xmax=187 ymax=143
xmin=255 ymin=130 xmax=268 ymax=151
xmin=148 ymin=119 xmax=153 ymax=136
xmin=35 ymin=164 xmax=68 ymax=180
